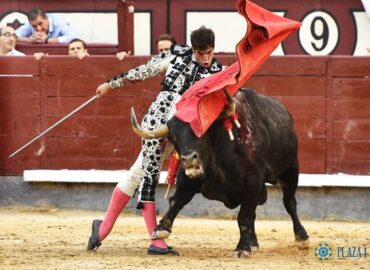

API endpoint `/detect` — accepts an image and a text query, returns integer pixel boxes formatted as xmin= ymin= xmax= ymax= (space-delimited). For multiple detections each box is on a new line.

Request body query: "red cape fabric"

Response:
xmin=175 ymin=0 xmax=301 ymax=137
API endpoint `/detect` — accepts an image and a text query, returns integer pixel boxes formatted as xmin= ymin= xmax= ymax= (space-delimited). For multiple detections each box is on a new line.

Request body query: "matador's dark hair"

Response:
xmin=190 ymin=26 xmax=215 ymax=50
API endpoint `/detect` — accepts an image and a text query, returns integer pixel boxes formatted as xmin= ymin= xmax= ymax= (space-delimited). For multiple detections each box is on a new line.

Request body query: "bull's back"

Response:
xmin=235 ymin=88 xmax=294 ymax=129
xmin=235 ymin=88 xmax=298 ymax=176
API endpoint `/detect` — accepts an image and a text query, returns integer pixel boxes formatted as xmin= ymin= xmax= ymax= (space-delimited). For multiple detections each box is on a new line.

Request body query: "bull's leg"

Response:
xmin=279 ymin=159 xmax=309 ymax=242
xmin=234 ymin=179 xmax=262 ymax=258
xmin=152 ymin=172 xmax=200 ymax=240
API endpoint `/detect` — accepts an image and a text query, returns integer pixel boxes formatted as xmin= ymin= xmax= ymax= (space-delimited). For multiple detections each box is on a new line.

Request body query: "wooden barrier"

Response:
xmin=0 ymin=55 xmax=369 ymax=177
xmin=15 ymin=43 xmax=119 ymax=56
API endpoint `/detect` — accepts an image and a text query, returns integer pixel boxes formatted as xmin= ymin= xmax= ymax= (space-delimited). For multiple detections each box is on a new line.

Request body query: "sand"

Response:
xmin=0 ymin=207 xmax=369 ymax=270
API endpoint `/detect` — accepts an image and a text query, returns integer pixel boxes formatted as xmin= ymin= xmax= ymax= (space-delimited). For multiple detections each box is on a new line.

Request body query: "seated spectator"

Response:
xmin=34 ymin=38 xmax=130 ymax=61
xmin=16 ymin=8 xmax=76 ymax=44
xmin=33 ymin=33 xmax=175 ymax=60
xmin=116 ymin=33 xmax=176 ymax=60
xmin=68 ymin=38 xmax=90 ymax=59
xmin=0 ymin=26 xmax=25 ymax=56
xmin=156 ymin=33 xmax=176 ymax=53
xmin=34 ymin=38 xmax=89 ymax=60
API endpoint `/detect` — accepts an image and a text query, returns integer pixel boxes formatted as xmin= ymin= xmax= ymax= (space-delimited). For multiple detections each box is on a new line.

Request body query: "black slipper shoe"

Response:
xmin=147 ymin=244 xmax=180 ymax=256
xmin=87 ymin=219 xmax=102 ymax=251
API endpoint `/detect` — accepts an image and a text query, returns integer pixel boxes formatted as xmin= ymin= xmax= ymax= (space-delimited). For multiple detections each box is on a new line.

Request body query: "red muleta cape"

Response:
xmin=174 ymin=0 xmax=301 ymax=137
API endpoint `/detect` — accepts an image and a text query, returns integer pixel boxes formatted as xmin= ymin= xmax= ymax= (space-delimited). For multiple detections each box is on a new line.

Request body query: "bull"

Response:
xmin=131 ymin=88 xmax=309 ymax=257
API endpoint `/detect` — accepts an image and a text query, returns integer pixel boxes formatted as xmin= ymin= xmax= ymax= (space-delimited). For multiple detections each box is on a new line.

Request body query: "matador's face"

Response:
xmin=192 ymin=46 xmax=214 ymax=68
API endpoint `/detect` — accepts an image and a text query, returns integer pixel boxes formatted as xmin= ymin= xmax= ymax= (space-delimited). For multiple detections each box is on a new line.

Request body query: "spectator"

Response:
xmin=34 ymin=32 xmax=175 ymax=60
xmin=0 ymin=26 xmax=25 ymax=56
xmin=68 ymin=38 xmax=89 ymax=59
xmin=34 ymin=38 xmax=89 ymax=60
xmin=156 ymin=33 xmax=176 ymax=53
xmin=116 ymin=33 xmax=175 ymax=60
xmin=16 ymin=8 xmax=76 ymax=44
xmin=34 ymin=38 xmax=131 ymax=61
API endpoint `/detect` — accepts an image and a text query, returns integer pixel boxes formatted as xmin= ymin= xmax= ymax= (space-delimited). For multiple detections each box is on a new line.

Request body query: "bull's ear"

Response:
xmin=130 ymin=107 xmax=169 ymax=139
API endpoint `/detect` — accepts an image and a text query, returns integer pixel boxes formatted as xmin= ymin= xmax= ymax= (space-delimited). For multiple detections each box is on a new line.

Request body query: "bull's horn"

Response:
xmin=130 ymin=107 xmax=169 ymax=139
xmin=219 ymin=89 xmax=236 ymax=119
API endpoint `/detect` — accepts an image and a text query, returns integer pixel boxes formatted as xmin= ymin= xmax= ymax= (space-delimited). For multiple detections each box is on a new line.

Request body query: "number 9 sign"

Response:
xmin=299 ymin=10 xmax=339 ymax=55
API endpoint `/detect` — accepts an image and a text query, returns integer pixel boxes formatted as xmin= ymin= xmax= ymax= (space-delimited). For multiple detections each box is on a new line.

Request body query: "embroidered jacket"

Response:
xmin=108 ymin=45 xmax=224 ymax=95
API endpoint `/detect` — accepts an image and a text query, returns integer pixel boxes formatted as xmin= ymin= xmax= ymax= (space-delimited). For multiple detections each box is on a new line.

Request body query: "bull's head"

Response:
xmin=130 ymin=90 xmax=237 ymax=178
xmin=131 ymin=108 xmax=205 ymax=178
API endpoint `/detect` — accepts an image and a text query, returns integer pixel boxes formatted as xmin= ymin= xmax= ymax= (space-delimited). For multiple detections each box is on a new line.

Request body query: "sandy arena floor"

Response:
xmin=0 ymin=207 xmax=369 ymax=270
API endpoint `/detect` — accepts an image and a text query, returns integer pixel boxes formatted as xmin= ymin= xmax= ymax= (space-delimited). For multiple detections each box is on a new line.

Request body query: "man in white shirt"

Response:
xmin=0 ymin=26 xmax=25 ymax=56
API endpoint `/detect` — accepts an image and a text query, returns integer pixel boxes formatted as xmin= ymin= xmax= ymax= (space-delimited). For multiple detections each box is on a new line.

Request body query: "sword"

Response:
xmin=9 ymin=95 xmax=97 ymax=158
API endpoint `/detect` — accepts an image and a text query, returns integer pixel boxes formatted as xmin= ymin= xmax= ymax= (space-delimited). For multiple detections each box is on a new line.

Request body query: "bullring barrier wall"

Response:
xmin=1 ymin=55 xmax=370 ymax=180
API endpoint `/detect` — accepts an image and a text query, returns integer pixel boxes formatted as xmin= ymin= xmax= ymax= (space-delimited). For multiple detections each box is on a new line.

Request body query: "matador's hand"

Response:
xmin=96 ymin=82 xmax=111 ymax=98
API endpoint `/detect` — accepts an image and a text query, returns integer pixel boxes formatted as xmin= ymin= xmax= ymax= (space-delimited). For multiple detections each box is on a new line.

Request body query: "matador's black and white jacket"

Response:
xmin=108 ymin=45 xmax=225 ymax=203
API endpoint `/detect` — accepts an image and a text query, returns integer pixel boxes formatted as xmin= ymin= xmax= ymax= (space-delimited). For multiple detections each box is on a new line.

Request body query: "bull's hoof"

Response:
xmin=295 ymin=239 xmax=310 ymax=250
xmin=295 ymin=230 xmax=309 ymax=250
xmin=151 ymin=229 xmax=171 ymax=240
xmin=295 ymin=228 xmax=309 ymax=242
xmin=250 ymin=246 xmax=259 ymax=252
xmin=232 ymin=250 xmax=251 ymax=258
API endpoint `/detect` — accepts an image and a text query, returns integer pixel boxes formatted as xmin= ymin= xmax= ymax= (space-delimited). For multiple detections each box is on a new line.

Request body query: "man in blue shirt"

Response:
xmin=16 ymin=8 xmax=76 ymax=44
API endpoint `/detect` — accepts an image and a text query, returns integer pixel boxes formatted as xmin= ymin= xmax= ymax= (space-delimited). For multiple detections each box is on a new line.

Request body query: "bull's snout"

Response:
xmin=180 ymin=152 xmax=198 ymax=164
xmin=180 ymin=151 xmax=204 ymax=178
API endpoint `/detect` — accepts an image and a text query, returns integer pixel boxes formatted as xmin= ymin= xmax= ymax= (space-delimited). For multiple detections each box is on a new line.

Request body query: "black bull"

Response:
xmin=131 ymin=88 xmax=309 ymax=257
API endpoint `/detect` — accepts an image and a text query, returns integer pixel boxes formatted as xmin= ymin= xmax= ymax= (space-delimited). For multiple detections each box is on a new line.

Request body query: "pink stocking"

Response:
xmin=142 ymin=202 xmax=168 ymax=248
xmin=98 ymin=186 xmax=131 ymax=241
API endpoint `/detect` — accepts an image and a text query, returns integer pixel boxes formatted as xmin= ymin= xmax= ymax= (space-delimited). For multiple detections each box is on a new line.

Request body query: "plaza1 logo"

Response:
xmin=315 ymin=242 xmax=368 ymax=260
xmin=315 ymin=242 xmax=334 ymax=260
xmin=337 ymin=245 xmax=367 ymax=258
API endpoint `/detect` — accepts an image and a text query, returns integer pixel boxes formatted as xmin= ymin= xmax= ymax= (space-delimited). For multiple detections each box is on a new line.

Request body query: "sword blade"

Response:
xmin=9 ymin=95 xmax=97 ymax=158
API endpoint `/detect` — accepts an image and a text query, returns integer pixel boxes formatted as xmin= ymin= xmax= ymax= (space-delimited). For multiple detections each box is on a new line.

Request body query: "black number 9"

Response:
xmin=310 ymin=16 xmax=329 ymax=51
